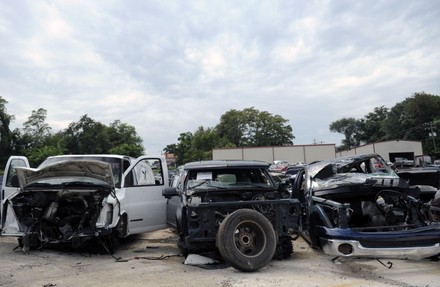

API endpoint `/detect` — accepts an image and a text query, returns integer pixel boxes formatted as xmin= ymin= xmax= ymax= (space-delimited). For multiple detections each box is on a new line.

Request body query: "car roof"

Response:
xmin=184 ymin=160 xmax=269 ymax=170
xmin=40 ymin=154 xmax=135 ymax=168
xmin=46 ymin=154 xmax=129 ymax=159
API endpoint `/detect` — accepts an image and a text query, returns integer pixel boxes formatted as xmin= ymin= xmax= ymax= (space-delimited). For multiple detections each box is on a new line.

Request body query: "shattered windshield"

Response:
xmin=185 ymin=168 xmax=274 ymax=194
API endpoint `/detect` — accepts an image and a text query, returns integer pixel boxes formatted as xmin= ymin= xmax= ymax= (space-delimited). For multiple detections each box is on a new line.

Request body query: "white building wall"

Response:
xmin=212 ymin=148 xmax=243 ymax=160
xmin=213 ymin=141 xmax=423 ymax=164
xmin=212 ymin=144 xmax=336 ymax=164
xmin=273 ymin=146 xmax=305 ymax=163
xmin=243 ymin=147 xmax=274 ymax=162
xmin=304 ymin=145 xmax=336 ymax=163
xmin=339 ymin=149 xmax=356 ymax=157
xmin=354 ymin=145 xmax=375 ymax=155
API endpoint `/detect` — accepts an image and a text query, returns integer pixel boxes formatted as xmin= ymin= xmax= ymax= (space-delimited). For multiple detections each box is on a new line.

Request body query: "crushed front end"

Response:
xmin=1 ymin=160 xmax=117 ymax=252
xmin=174 ymin=161 xmax=301 ymax=270
xmin=300 ymin=154 xmax=440 ymax=260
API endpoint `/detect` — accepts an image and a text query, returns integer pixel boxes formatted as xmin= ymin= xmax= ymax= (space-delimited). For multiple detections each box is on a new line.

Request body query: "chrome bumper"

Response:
xmin=321 ymin=239 xmax=440 ymax=260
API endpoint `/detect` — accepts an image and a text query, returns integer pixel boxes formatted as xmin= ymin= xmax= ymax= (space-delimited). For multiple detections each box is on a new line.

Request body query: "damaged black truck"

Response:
xmin=163 ymin=155 xmax=440 ymax=272
xmin=162 ymin=160 xmax=301 ymax=271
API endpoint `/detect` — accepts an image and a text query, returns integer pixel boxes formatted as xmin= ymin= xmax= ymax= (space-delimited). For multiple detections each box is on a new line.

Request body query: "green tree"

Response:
xmin=22 ymin=108 xmax=51 ymax=149
xmin=0 ymin=97 xmax=15 ymax=168
xmin=382 ymin=100 xmax=413 ymax=140
xmin=356 ymin=106 xmax=388 ymax=144
xmin=189 ymin=126 xmax=218 ymax=161
xmin=17 ymin=108 xmax=58 ymax=165
xmin=163 ymin=143 xmax=177 ymax=155
xmin=109 ymin=143 xmax=143 ymax=157
xmin=329 ymin=117 xmax=360 ymax=150
xmin=172 ymin=127 xmax=219 ymax=165
xmin=252 ymin=110 xmax=293 ymax=146
xmin=330 ymin=92 xmax=440 ymax=154
xmin=27 ymin=145 xmax=65 ymax=166
xmin=106 ymin=120 xmax=144 ymax=157
xmin=382 ymin=92 xmax=440 ymax=154
xmin=63 ymin=115 xmax=144 ymax=156
xmin=63 ymin=115 xmax=109 ymax=154
xmin=217 ymin=109 xmax=244 ymax=146
xmin=175 ymin=132 xmax=193 ymax=165
xmin=217 ymin=107 xmax=294 ymax=147
xmin=169 ymin=108 xmax=294 ymax=164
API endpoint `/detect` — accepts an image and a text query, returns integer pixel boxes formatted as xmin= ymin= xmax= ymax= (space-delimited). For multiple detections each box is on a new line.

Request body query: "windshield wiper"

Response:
xmin=189 ymin=180 xmax=228 ymax=190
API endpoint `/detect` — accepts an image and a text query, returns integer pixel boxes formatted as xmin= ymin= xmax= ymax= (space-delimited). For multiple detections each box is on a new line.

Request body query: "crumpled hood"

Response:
xmin=306 ymin=154 xmax=399 ymax=191
xmin=15 ymin=160 xmax=115 ymax=189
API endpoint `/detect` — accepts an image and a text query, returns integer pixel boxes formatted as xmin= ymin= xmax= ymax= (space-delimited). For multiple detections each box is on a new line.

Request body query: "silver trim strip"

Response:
xmin=321 ymin=239 xmax=440 ymax=260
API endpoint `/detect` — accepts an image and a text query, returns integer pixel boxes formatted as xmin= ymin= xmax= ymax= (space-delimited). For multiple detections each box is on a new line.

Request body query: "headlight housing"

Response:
xmin=96 ymin=203 xmax=113 ymax=229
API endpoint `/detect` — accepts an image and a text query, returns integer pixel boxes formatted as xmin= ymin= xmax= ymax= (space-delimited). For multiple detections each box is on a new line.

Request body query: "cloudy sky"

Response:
xmin=1 ymin=0 xmax=439 ymax=154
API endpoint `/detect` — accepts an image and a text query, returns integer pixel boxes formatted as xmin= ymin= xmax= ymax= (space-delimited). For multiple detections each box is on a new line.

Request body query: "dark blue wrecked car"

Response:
xmin=294 ymin=153 xmax=440 ymax=260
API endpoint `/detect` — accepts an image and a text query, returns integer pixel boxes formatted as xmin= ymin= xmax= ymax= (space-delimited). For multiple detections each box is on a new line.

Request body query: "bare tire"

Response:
xmin=217 ymin=209 xmax=276 ymax=272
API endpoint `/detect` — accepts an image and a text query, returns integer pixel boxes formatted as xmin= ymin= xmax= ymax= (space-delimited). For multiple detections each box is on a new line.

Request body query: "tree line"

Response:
xmin=164 ymin=107 xmax=294 ymax=165
xmin=0 ymin=99 xmax=294 ymax=169
xmin=169 ymin=92 xmax=440 ymax=165
xmin=0 ymin=97 xmax=144 ymax=169
xmin=329 ymin=92 xmax=440 ymax=154
xmin=2 ymin=91 xmax=439 ymax=170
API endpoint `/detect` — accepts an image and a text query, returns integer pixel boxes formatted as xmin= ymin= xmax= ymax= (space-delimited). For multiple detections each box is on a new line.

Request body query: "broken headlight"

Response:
xmin=96 ymin=203 xmax=113 ymax=228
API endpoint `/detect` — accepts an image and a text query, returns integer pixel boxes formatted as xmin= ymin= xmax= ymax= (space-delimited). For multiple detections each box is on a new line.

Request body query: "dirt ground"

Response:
xmin=0 ymin=228 xmax=439 ymax=287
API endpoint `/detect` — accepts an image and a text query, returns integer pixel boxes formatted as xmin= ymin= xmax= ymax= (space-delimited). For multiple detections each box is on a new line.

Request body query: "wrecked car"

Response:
xmin=1 ymin=154 xmax=169 ymax=253
xmin=294 ymin=153 xmax=440 ymax=260
xmin=162 ymin=160 xmax=300 ymax=272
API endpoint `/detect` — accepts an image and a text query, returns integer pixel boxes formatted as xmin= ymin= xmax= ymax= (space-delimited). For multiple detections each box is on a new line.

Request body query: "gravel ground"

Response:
xmin=0 ymin=228 xmax=439 ymax=287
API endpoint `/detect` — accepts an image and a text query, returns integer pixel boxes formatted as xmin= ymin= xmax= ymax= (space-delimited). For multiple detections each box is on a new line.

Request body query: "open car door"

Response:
xmin=1 ymin=156 xmax=30 ymax=224
xmin=122 ymin=156 xmax=168 ymax=234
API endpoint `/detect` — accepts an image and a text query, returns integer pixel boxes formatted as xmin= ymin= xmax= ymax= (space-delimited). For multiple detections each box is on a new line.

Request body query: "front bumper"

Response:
xmin=318 ymin=225 xmax=440 ymax=260
xmin=321 ymin=238 xmax=440 ymax=260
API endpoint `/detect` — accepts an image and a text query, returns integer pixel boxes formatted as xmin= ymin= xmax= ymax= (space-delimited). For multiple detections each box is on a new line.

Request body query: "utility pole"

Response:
xmin=428 ymin=121 xmax=437 ymax=153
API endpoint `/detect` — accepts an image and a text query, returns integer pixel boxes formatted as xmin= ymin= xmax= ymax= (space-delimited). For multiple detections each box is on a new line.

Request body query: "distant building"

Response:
xmin=164 ymin=153 xmax=176 ymax=167
xmin=336 ymin=140 xmax=423 ymax=163
xmin=212 ymin=144 xmax=336 ymax=164
xmin=212 ymin=140 xmax=424 ymax=165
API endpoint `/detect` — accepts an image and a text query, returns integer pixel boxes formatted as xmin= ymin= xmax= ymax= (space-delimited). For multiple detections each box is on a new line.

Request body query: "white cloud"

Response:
xmin=0 ymin=0 xmax=439 ymax=154
xmin=271 ymin=39 xmax=310 ymax=63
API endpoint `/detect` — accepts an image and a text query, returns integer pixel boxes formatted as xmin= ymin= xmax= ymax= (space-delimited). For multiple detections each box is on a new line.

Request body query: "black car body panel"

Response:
xmin=163 ymin=160 xmax=301 ymax=271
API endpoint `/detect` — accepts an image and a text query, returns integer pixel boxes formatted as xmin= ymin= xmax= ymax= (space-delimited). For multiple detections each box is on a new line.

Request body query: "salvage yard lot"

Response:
xmin=0 ymin=228 xmax=439 ymax=287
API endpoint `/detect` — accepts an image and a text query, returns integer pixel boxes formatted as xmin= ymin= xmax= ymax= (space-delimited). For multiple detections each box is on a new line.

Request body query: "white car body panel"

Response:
xmin=15 ymin=160 xmax=114 ymax=189
xmin=1 ymin=154 xmax=169 ymax=249
xmin=1 ymin=156 xmax=30 ymax=221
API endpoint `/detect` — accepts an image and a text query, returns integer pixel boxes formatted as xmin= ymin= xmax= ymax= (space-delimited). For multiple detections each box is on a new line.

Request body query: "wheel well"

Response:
xmin=116 ymin=213 xmax=128 ymax=238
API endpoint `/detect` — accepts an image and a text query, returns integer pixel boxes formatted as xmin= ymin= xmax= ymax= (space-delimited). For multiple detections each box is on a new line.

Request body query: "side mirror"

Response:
xmin=162 ymin=187 xmax=179 ymax=199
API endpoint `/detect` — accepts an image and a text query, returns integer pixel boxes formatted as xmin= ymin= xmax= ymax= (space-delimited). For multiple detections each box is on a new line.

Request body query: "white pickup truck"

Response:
xmin=1 ymin=154 xmax=169 ymax=253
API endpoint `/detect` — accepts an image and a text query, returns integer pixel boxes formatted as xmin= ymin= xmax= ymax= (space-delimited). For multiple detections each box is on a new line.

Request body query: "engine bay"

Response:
xmin=8 ymin=189 xmax=111 ymax=251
